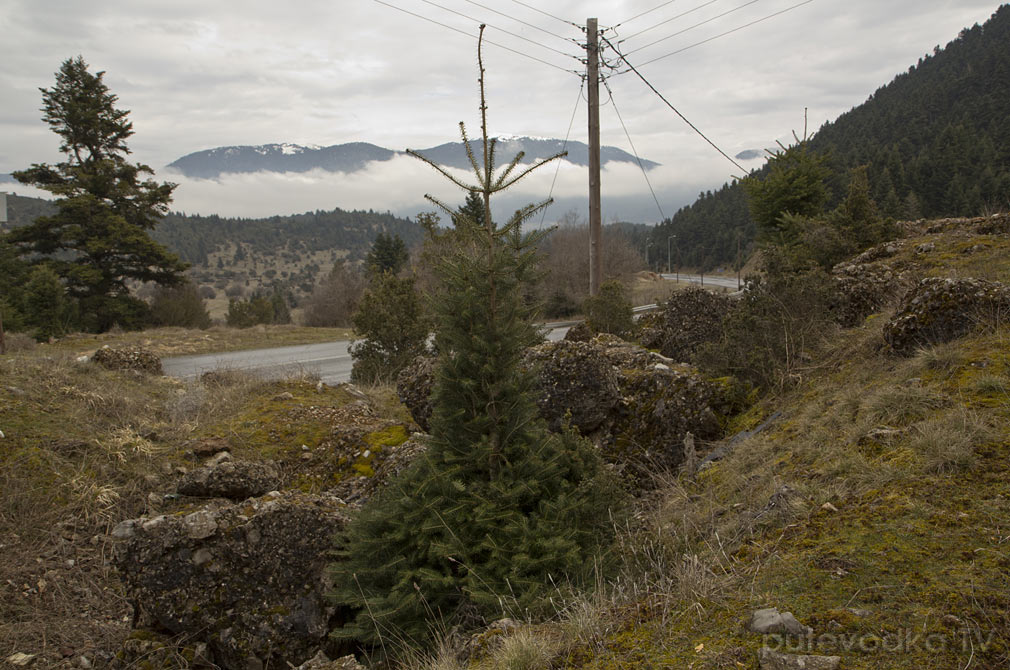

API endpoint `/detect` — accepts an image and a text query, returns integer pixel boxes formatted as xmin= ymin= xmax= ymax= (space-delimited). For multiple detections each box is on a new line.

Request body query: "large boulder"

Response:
xmin=637 ymin=287 xmax=733 ymax=363
xmin=883 ymin=277 xmax=1010 ymax=354
xmin=91 ymin=345 xmax=163 ymax=375
xmin=177 ymin=460 xmax=281 ymax=500
xmin=522 ymin=340 xmax=621 ymax=435
xmin=113 ymin=491 xmax=349 ymax=670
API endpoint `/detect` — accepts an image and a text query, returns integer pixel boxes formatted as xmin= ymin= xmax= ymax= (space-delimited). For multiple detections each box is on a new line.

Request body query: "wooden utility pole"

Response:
xmin=586 ymin=17 xmax=602 ymax=296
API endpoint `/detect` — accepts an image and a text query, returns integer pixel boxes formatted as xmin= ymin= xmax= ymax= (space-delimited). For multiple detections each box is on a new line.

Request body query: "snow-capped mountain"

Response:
xmin=166 ymin=137 xmax=659 ymax=179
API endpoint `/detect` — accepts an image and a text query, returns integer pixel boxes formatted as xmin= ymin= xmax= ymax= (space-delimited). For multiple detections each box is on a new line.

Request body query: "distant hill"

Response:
xmin=1 ymin=193 xmax=423 ymax=303
xmin=166 ymin=136 xmax=659 ymax=179
xmin=650 ymin=4 xmax=1010 ymax=271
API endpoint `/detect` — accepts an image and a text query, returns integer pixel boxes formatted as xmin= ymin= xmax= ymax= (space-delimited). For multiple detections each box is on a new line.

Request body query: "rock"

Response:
xmin=883 ymin=277 xmax=1010 ymax=354
xmin=294 ymin=651 xmax=367 ymax=670
xmin=830 ymin=260 xmax=907 ymax=328
xmin=177 ymin=460 xmax=281 ymax=500
xmin=111 ymin=519 xmax=138 ymax=540
xmin=915 ymin=242 xmax=935 ymax=253
xmin=563 ymin=321 xmax=593 ymax=342
xmin=274 ymin=391 xmax=295 ymax=400
xmin=523 ymin=340 xmax=621 ymax=435
xmin=396 ymin=355 xmax=437 ymax=431
xmin=6 ymin=652 xmax=36 ymax=666
xmin=91 ymin=346 xmax=163 ymax=375
xmin=637 ymin=286 xmax=733 ymax=363
xmin=758 ymin=648 xmax=840 ymax=670
xmin=191 ymin=437 xmax=232 ymax=458
xmin=206 ymin=450 xmax=233 ymax=466
xmin=748 ymin=608 xmax=813 ymax=636
xmin=113 ymin=491 xmax=349 ymax=670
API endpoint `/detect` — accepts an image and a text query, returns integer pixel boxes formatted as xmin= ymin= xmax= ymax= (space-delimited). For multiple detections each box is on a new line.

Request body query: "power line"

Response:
xmin=619 ymin=0 xmax=722 ymax=42
xmin=614 ymin=0 xmax=681 ymax=29
xmin=601 ymin=77 xmax=666 ymax=222
xmin=371 ymin=0 xmax=582 ymax=75
xmin=625 ymin=0 xmax=763 ymax=56
xmin=538 ymin=74 xmax=586 ymax=227
xmin=601 ymin=35 xmax=747 ymax=173
xmin=417 ymin=0 xmax=582 ymax=61
xmin=508 ymin=0 xmax=582 ymax=29
xmin=635 ymin=0 xmax=818 ymax=66
xmin=460 ymin=0 xmax=581 ymax=47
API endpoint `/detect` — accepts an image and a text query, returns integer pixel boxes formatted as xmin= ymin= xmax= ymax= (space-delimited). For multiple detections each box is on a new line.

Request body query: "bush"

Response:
xmin=584 ymin=280 xmax=634 ymax=336
xmin=349 ymin=272 xmax=428 ymax=384
xmin=150 ymin=280 xmax=212 ymax=329
xmin=302 ymin=261 xmax=366 ymax=327
xmin=698 ymin=251 xmax=837 ymax=391
xmin=225 ymin=287 xmax=290 ymax=328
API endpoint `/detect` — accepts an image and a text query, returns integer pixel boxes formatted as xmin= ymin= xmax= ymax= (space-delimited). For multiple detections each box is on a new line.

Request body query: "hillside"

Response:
xmin=649 ymin=4 xmax=1010 ymax=271
xmin=3 ymin=212 xmax=1010 ymax=668
xmin=1 ymin=193 xmax=424 ymax=313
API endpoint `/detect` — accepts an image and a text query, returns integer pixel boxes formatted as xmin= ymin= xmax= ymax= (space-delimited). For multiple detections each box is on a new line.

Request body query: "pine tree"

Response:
xmin=330 ymin=28 xmax=620 ymax=650
xmin=10 ymin=56 xmax=187 ymax=332
xmin=744 ymin=140 xmax=830 ymax=245
xmin=365 ymin=232 xmax=410 ymax=275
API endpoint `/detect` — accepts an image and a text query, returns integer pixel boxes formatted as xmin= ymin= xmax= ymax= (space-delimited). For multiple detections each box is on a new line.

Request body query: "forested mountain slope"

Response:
xmin=650 ymin=4 xmax=1010 ymax=271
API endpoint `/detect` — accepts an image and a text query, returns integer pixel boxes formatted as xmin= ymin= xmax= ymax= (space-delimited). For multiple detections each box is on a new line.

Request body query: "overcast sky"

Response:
xmin=0 ymin=0 xmax=1001 ymax=222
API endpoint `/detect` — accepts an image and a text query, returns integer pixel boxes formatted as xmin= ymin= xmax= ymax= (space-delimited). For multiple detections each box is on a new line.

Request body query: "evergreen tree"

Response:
xmin=365 ymin=232 xmax=409 ymax=275
xmin=24 ymin=265 xmax=74 ymax=341
xmin=330 ymin=28 xmax=620 ymax=650
xmin=348 ymin=271 xmax=428 ymax=384
xmin=9 ymin=56 xmax=187 ymax=332
xmin=744 ymin=141 xmax=830 ymax=245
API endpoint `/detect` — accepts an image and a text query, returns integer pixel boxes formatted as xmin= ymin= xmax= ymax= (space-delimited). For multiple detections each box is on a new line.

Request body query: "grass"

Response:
xmin=47 ymin=323 xmax=354 ymax=358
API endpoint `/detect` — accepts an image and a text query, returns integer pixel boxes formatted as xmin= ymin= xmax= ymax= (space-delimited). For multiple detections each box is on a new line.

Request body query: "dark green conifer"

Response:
xmin=330 ymin=28 xmax=619 ymax=650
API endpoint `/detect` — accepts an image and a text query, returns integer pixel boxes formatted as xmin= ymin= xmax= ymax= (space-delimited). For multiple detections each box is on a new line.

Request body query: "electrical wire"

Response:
xmin=634 ymin=0 xmax=818 ymax=66
xmin=602 ymin=77 xmax=666 ymax=222
xmin=625 ymin=0 xmax=762 ymax=56
xmin=615 ymin=0 xmax=682 ymax=29
xmin=371 ymin=0 xmax=582 ymax=75
xmin=418 ymin=0 xmax=582 ymax=61
xmin=460 ymin=0 xmax=581 ymax=47
xmin=601 ymin=35 xmax=747 ymax=173
xmin=538 ymin=74 xmax=586 ymax=228
xmin=618 ymin=0 xmax=722 ymax=42
xmin=508 ymin=0 xmax=582 ymax=29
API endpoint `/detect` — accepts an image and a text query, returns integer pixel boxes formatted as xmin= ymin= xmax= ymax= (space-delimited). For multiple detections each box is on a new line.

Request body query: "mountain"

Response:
xmin=166 ymin=142 xmax=397 ymax=179
xmin=166 ymin=136 xmax=658 ymax=179
xmin=649 ymin=4 xmax=1010 ymax=271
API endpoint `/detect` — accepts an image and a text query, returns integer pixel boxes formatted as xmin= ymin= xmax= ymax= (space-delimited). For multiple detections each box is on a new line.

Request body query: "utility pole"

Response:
xmin=586 ymin=17 xmax=602 ymax=296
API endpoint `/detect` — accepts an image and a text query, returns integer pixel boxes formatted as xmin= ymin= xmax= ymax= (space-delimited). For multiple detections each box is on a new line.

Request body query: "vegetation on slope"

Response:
xmin=649 ymin=4 xmax=1010 ymax=271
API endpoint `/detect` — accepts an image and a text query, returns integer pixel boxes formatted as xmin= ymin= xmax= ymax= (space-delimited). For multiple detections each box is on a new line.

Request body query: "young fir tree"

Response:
xmin=10 ymin=56 xmax=187 ymax=332
xmin=330 ymin=28 xmax=620 ymax=649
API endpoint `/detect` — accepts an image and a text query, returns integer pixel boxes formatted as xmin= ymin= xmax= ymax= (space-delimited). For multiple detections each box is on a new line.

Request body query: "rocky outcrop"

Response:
xmin=883 ymin=277 xmax=1010 ymax=354
xmin=396 ymin=355 xmax=436 ymax=431
xmin=637 ymin=287 xmax=733 ymax=362
xmin=177 ymin=460 xmax=281 ymax=500
xmin=522 ymin=340 xmax=621 ymax=435
xmin=397 ymin=336 xmax=724 ymax=476
xmin=91 ymin=346 xmax=163 ymax=375
xmin=113 ymin=491 xmax=349 ymax=670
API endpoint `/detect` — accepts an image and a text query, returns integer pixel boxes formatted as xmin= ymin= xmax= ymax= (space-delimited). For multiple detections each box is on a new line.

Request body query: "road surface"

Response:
xmin=661 ymin=272 xmax=740 ymax=289
xmin=162 ymin=324 xmax=572 ymax=385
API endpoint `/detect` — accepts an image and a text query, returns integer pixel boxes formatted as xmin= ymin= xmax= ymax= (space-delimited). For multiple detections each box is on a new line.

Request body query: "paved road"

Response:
xmin=162 ymin=324 xmax=572 ymax=385
xmin=661 ymin=272 xmax=740 ymax=290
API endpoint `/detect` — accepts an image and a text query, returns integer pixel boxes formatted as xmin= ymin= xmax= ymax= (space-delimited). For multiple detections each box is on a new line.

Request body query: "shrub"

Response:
xmin=150 ymin=280 xmax=212 ymax=329
xmin=302 ymin=261 xmax=366 ymax=327
xmin=349 ymin=272 xmax=428 ymax=384
xmin=584 ymin=280 xmax=634 ymax=336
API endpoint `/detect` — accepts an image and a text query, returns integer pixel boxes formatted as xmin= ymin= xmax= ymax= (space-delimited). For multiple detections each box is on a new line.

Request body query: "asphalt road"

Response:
xmin=661 ymin=272 xmax=740 ymax=289
xmin=161 ymin=276 xmax=732 ymax=385
xmin=162 ymin=324 xmax=571 ymax=385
